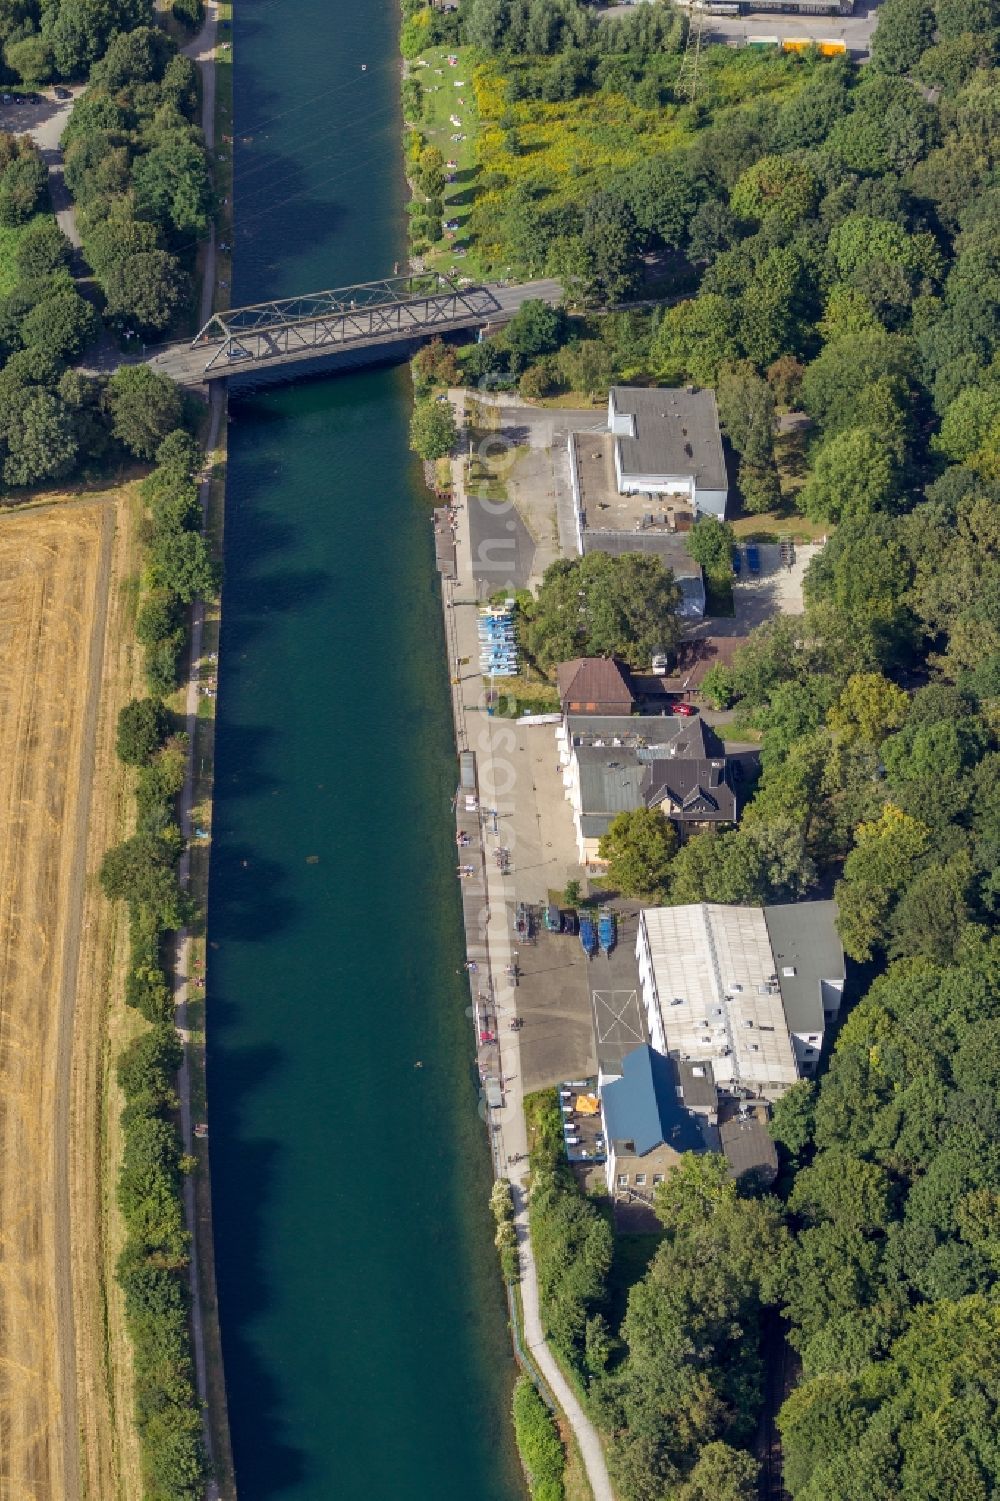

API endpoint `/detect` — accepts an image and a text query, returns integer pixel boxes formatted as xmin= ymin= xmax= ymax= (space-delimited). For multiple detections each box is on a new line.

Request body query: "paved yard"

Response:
xmin=688 ymin=541 xmax=824 ymax=639
xmin=516 ymin=927 xmax=597 ymax=1093
xmin=590 ymin=913 xmax=647 ymax=1076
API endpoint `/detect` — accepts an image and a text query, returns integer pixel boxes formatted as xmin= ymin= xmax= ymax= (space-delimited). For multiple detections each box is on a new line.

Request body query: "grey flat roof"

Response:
xmin=678 ymin=1058 xmax=717 ymax=1111
xmin=611 ymin=386 xmax=727 ymax=491
xmin=576 ymin=747 xmax=645 ymax=818
xmin=719 ymin=1110 xmax=778 ymax=1186
xmin=763 ymin=901 xmax=846 ymax=1035
xmin=582 ymin=530 xmax=704 ymax=579
xmin=567 ymin=714 xmax=698 ymax=749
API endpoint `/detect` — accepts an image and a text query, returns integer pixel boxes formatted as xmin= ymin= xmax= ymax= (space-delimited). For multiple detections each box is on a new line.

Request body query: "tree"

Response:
xmin=685 ymin=516 xmax=735 ymax=579
xmin=676 ymin=1443 xmax=759 ymax=1501
xmin=116 ymin=697 xmax=170 ymax=766
xmin=117 ymin=1024 xmax=183 ymax=1108
xmin=769 ymin=1080 xmax=816 ymax=1160
xmin=411 ymin=338 xmax=460 ymax=394
xmin=502 ymin=299 xmax=566 ymax=364
xmin=887 ymin=852 xmax=972 ymax=961
xmin=653 ymin=294 xmax=740 ymax=385
xmin=827 ymin=673 xmax=909 ymax=748
xmin=409 ymin=397 xmax=457 ymax=460
xmin=156 ymin=428 xmax=201 ymax=479
xmin=0 ymin=387 xmax=78 ymax=487
xmin=511 ymin=1377 xmax=565 ymax=1499
xmin=870 ymin=0 xmax=935 ymax=74
xmin=150 ymin=528 xmax=219 ymax=602
xmin=668 ymin=819 xmax=815 ymax=906
xmin=730 ymin=154 xmax=818 ymax=230
xmin=99 ymin=831 xmax=188 ymax=928
xmin=799 ymin=427 xmax=901 ymax=524
xmin=103 ymin=249 xmax=188 ymax=333
xmin=20 ymin=287 xmax=98 ymax=362
xmin=15 ymin=218 xmax=72 ymax=281
xmin=108 ymin=366 xmax=183 ymax=458
xmin=0 ymin=146 xmax=46 ymax=225
xmin=580 ymin=190 xmax=640 ymax=303
xmin=4 ymin=34 xmax=55 ymax=84
xmin=716 ymin=360 xmax=776 ymax=465
xmin=599 ymin=808 xmax=677 ymax=899
xmin=133 ymin=131 xmax=213 ymax=237
xmin=560 ymin=338 xmax=612 ymax=399
xmin=525 ymin=552 xmax=682 ymax=669
xmin=790 ymin=1150 xmax=893 ymax=1233
xmin=738 ymin=455 xmax=781 ymax=514
xmin=834 ymin=803 xmax=931 ymax=960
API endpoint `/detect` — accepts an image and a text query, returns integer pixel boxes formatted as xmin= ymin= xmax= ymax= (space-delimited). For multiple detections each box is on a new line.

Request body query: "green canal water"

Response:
xmin=207 ymin=3 xmax=524 ymax=1495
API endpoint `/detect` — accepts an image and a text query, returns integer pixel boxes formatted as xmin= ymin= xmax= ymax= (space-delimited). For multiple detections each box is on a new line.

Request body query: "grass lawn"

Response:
xmin=408 ymin=44 xmax=483 ymax=277
xmin=0 ymin=212 xmax=55 ymax=296
xmin=730 ymin=510 xmax=830 ymax=542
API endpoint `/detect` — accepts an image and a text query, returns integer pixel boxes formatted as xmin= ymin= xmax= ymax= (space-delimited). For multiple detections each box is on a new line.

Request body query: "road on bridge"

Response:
xmin=146 ymin=277 xmax=564 ymax=387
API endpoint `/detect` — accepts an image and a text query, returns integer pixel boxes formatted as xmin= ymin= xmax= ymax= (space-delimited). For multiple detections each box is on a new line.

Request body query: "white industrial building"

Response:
xmin=607 ymin=386 xmax=729 ymax=519
xmin=636 ymin=902 xmax=845 ymax=1102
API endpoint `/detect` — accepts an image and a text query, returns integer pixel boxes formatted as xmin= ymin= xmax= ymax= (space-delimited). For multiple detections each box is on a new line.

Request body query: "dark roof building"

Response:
xmin=763 ymin=900 xmax=847 ymax=1063
xmin=557 ymin=657 xmax=636 ymax=717
xmin=558 ymin=714 xmax=742 ymax=860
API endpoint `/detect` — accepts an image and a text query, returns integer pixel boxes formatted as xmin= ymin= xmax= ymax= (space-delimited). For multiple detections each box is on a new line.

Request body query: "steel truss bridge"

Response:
xmin=146 ymin=274 xmax=562 ymax=386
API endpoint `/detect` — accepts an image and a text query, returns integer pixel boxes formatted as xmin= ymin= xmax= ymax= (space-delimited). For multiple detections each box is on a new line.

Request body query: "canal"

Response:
xmin=206 ymin=2 xmax=524 ymax=1496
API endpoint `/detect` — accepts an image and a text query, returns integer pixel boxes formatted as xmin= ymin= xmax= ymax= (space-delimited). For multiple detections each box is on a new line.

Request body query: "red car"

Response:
xmin=671 ymin=701 xmax=697 ymax=717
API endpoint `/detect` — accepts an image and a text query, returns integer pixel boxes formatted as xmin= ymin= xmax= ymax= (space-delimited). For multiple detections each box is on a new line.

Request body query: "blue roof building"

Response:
xmin=600 ymin=1044 xmax=718 ymax=1202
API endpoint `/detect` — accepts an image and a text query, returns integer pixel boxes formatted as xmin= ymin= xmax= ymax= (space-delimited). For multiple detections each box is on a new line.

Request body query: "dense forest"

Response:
xmin=0 ymin=0 xmax=211 ymax=494
xmin=415 ymin=0 xmax=1000 ymax=1497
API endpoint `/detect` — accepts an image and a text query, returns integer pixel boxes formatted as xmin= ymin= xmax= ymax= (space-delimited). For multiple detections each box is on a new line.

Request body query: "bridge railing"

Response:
xmin=193 ymin=272 xmax=461 ymax=345
xmin=191 ymin=279 xmax=503 ymax=374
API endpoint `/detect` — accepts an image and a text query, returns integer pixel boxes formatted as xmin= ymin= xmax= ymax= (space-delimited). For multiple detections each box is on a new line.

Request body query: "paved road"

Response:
xmin=598 ymin=0 xmax=881 ymax=55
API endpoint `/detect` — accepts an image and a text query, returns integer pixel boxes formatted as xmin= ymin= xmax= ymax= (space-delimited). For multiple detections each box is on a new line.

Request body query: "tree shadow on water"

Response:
xmin=203 ymin=1028 xmax=308 ymax=1497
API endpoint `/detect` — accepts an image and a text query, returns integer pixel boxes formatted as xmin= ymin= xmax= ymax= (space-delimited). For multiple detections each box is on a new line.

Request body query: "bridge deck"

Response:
xmin=147 ymin=278 xmax=562 ymax=387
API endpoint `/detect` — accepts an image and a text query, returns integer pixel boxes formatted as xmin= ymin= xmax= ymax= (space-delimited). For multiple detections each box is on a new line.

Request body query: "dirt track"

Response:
xmin=0 ymin=498 xmax=142 ymax=1501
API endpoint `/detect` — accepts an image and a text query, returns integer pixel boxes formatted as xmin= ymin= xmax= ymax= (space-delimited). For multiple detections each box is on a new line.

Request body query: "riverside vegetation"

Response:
xmin=402 ymin=2 xmax=1000 ymax=1498
xmin=99 ymin=428 xmax=219 ymax=1500
xmin=0 ymin=0 xmax=213 ymax=497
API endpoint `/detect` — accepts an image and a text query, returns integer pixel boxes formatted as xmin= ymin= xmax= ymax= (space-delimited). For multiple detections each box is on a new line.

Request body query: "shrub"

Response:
xmin=171 ymin=0 xmax=204 ymax=27
xmin=512 ymin=1377 xmax=565 ymax=1501
xmin=409 ymin=396 xmax=458 ymax=460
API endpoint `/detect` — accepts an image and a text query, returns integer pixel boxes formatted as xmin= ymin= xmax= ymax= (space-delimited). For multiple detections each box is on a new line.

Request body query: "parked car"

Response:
xmin=746 ymin=544 xmax=761 ymax=575
xmin=731 ymin=546 xmax=742 ymax=577
xmin=651 ymin=652 xmax=668 ymax=675
xmin=670 ymin=701 xmax=697 ymax=717
xmin=560 ymin=910 xmax=579 ymax=936
xmin=54 ymin=86 xmax=72 ymax=100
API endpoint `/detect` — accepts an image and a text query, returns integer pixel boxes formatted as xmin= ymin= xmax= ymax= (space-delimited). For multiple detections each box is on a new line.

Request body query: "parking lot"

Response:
xmin=516 ymin=906 xmax=646 ymax=1092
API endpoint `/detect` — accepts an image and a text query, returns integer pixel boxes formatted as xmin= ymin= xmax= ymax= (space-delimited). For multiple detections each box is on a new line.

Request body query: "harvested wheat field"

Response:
xmin=0 ymin=496 xmax=144 ymax=1501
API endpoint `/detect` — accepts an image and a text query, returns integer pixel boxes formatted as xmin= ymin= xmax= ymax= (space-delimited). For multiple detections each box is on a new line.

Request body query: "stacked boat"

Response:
xmin=478 ymin=602 xmax=518 ymax=676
